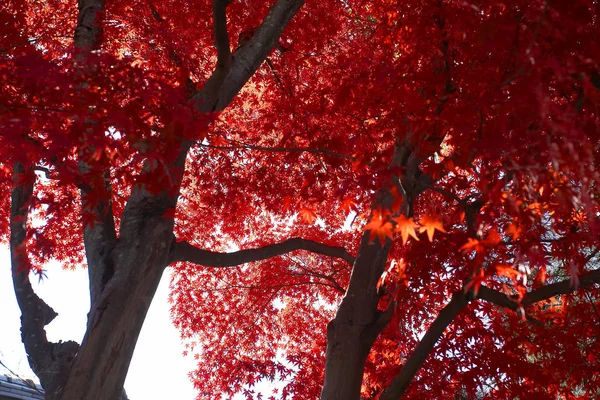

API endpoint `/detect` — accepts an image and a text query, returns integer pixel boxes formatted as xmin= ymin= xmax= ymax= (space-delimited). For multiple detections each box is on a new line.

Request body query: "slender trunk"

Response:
xmin=320 ymin=234 xmax=393 ymax=400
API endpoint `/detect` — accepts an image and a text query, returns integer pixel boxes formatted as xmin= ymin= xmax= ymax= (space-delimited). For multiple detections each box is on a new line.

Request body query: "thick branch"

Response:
xmin=10 ymin=164 xmax=56 ymax=326
xmin=78 ymin=178 xmax=116 ymax=285
xmin=523 ymin=269 xmax=600 ymax=305
xmin=379 ymin=292 xmax=470 ymax=400
xmin=193 ymin=0 xmax=304 ymax=112
xmin=73 ymin=0 xmax=105 ymax=56
xmin=213 ymin=0 xmax=233 ymax=71
xmin=73 ymin=0 xmax=117 ymax=305
xmin=10 ymin=163 xmax=79 ymax=398
xmin=477 ymin=285 xmax=520 ymax=312
xmin=169 ymin=238 xmax=355 ymax=267
xmin=477 ymin=286 xmax=542 ymax=325
xmin=79 ymin=170 xmax=118 ymax=304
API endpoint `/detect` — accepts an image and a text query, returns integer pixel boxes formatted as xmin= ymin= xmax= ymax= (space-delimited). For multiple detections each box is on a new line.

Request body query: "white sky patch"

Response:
xmin=106 ymin=126 xmax=122 ymax=140
xmin=343 ymin=210 xmax=357 ymax=231
xmin=272 ymin=297 xmax=286 ymax=311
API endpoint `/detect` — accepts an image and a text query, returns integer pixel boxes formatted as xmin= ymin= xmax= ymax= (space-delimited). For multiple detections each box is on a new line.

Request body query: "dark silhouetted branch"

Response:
xmin=10 ymin=163 xmax=79 ymax=398
xmin=169 ymin=238 xmax=355 ymax=267
xmin=379 ymin=292 xmax=470 ymax=400
xmin=193 ymin=0 xmax=304 ymax=112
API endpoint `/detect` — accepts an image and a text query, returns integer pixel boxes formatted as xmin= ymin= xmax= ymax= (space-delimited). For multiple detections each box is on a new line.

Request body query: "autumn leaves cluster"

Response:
xmin=364 ymin=208 xmax=446 ymax=246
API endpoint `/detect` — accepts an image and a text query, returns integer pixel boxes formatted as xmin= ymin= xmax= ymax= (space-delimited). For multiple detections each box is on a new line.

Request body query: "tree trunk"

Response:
xmin=320 ymin=234 xmax=393 ymax=400
xmin=58 ymin=210 xmax=174 ymax=400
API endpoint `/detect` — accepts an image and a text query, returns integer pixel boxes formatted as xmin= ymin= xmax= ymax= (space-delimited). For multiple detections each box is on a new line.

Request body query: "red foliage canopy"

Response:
xmin=1 ymin=0 xmax=600 ymax=399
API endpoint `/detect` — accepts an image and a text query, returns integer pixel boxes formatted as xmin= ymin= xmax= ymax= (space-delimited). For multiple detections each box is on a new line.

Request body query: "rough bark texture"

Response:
xmin=320 ymin=233 xmax=394 ymax=400
xmin=57 ymin=207 xmax=173 ymax=400
xmin=192 ymin=0 xmax=305 ymax=113
xmin=319 ymin=136 xmax=430 ymax=399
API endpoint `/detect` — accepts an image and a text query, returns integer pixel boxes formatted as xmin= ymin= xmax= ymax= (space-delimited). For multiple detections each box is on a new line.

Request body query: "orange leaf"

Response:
xmin=340 ymin=198 xmax=357 ymax=214
xmin=464 ymin=269 xmax=484 ymax=296
xmin=393 ymin=214 xmax=420 ymax=245
xmin=394 ymin=258 xmax=408 ymax=282
xmin=460 ymin=238 xmax=484 ymax=254
xmin=536 ymin=265 xmax=547 ymax=285
xmin=496 ymin=265 xmax=521 ymax=281
xmin=211 ymin=136 xmax=228 ymax=146
xmin=364 ymin=208 xmax=393 ymax=245
xmin=506 ymin=223 xmax=522 ymax=240
xmin=527 ymin=202 xmax=543 ymax=216
xmin=389 ymin=186 xmax=403 ymax=214
xmin=298 ymin=207 xmax=317 ymax=224
xmin=418 ymin=215 xmax=446 ymax=242
xmin=482 ymin=228 xmax=501 ymax=247
xmin=282 ymin=195 xmax=293 ymax=212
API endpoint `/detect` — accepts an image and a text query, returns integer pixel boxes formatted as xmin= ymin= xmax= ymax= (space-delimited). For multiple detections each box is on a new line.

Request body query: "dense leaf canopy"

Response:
xmin=1 ymin=0 xmax=599 ymax=399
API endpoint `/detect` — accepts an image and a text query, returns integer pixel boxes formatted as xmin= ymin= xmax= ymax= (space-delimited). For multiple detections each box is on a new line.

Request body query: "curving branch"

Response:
xmin=523 ymin=268 xmax=600 ymax=305
xmin=193 ymin=0 xmax=304 ymax=112
xmin=379 ymin=292 xmax=470 ymax=400
xmin=10 ymin=163 xmax=79 ymax=399
xmin=379 ymin=270 xmax=600 ymax=399
xmin=168 ymin=238 xmax=355 ymax=267
xmin=478 ymin=268 xmax=600 ymax=313
xmin=477 ymin=286 xmax=542 ymax=325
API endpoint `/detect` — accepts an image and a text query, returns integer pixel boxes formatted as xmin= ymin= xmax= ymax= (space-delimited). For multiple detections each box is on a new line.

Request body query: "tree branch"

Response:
xmin=284 ymin=254 xmax=347 ymax=293
xmin=213 ymin=0 xmax=233 ymax=72
xmin=168 ymin=238 xmax=355 ymax=267
xmin=79 ymin=169 xmax=118 ymax=305
xmin=477 ymin=268 xmax=600 ymax=314
xmin=477 ymin=286 xmax=542 ymax=325
xmin=73 ymin=0 xmax=118 ymax=306
xmin=10 ymin=163 xmax=79 ymax=398
xmin=379 ymin=271 xmax=600 ymax=399
xmin=73 ymin=0 xmax=105 ymax=57
xmin=196 ymin=140 xmax=355 ymax=160
xmin=524 ymin=269 xmax=600 ymax=305
xmin=379 ymin=292 xmax=470 ymax=400
xmin=192 ymin=0 xmax=304 ymax=112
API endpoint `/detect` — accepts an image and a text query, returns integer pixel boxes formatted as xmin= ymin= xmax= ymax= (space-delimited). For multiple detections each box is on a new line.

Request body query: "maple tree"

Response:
xmin=1 ymin=0 xmax=600 ymax=399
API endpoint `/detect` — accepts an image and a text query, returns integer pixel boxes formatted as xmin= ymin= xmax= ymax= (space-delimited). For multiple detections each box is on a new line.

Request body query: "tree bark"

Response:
xmin=57 ymin=209 xmax=173 ymax=400
xmin=320 ymin=233 xmax=393 ymax=400
xmin=9 ymin=163 xmax=80 ymax=400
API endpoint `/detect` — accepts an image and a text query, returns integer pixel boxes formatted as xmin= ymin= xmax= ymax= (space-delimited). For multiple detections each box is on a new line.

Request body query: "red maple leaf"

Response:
xmin=364 ymin=208 xmax=393 ymax=245
xmin=418 ymin=215 xmax=446 ymax=242
xmin=393 ymin=214 xmax=420 ymax=245
xmin=298 ymin=207 xmax=317 ymax=224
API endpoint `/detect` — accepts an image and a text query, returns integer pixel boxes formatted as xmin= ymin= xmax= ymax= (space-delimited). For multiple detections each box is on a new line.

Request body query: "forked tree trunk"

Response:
xmin=57 ymin=215 xmax=173 ymax=400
